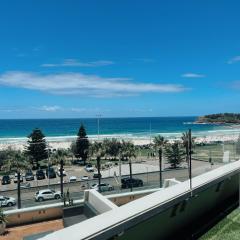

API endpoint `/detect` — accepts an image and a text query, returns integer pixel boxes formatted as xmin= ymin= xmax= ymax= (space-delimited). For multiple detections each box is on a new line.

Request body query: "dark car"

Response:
xmin=25 ymin=170 xmax=34 ymax=181
xmin=36 ymin=169 xmax=46 ymax=180
xmin=46 ymin=168 xmax=56 ymax=179
xmin=1 ymin=175 xmax=11 ymax=185
xmin=121 ymin=177 xmax=143 ymax=189
xmin=72 ymin=159 xmax=84 ymax=166
xmin=93 ymin=172 xmax=102 ymax=179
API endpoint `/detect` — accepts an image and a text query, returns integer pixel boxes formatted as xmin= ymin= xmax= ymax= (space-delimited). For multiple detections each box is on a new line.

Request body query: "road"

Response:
xmin=1 ymin=159 xmax=222 ymax=210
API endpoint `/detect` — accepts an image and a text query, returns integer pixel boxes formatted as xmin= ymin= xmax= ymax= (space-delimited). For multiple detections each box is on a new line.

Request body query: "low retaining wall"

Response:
xmin=5 ymin=203 xmax=64 ymax=227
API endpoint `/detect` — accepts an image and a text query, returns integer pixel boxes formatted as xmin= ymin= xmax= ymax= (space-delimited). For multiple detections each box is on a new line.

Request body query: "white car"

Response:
xmin=13 ymin=176 xmax=23 ymax=183
xmin=90 ymin=183 xmax=114 ymax=192
xmin=69 ymin=176 xmax=77 ymax=182
xmin=0 ymin=196 xmax=16 ymax=207
xmin=57 ymin=167 xmax=66 ymax=177
xmin=85 ymin=164 xmax=94 ymax=172
xmin=81 ymin=176 xmax=89 ymax=181
xmin=35 ymin=189 xmax=61 ymax=202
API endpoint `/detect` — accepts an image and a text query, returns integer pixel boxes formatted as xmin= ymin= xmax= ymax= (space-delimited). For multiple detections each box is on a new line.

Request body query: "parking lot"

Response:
xmin=0 ymin=159 xmax=224 ymax=210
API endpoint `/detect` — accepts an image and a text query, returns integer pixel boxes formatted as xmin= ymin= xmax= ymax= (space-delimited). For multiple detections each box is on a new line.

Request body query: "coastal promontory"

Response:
xmin=196 ymin=113 xmax=240 ymax=124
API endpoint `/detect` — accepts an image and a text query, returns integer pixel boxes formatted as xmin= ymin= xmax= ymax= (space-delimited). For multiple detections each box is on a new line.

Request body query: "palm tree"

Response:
xmin=181 ymin=131 xmax=195 ymax=158
xmin=2 ymin=151 xmax=29 ymax=209
xmin=53 ymin=149 xmax=68 ymax=197
xmin=181 ymin=129 xmax=195 ymax=193
xmin=89 ymin=141 xmax=106 ymax=191
xmin=153 ymin=135 xmax=168 ymax=187
xmin=119 ymin=140 xmax=136 ymax=191
xmin=120 ymin=140 xmax=136 ymax=161
xmin=103 ymin=138 xmax=121 ymax=161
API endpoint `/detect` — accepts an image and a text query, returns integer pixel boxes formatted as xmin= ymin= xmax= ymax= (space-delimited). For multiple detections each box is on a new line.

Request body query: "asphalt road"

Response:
xmin=1 ymin=168 xmax=192 ymax=210
xmin=1 ymin=160 xmax=222 ymax=210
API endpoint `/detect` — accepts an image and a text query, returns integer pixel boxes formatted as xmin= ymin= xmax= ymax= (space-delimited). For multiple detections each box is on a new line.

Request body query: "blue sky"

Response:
xmin=0 ymin=0 xmax=240 ymax=118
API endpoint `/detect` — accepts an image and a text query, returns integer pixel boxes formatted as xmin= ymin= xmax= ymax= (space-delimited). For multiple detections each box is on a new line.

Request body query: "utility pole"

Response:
xmin=149 ymin=121 xmax=152 ymax=144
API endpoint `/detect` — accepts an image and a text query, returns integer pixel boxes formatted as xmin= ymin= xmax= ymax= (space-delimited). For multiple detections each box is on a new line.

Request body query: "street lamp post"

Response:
xmin=96 ymin=114 xmax=101 ymax=141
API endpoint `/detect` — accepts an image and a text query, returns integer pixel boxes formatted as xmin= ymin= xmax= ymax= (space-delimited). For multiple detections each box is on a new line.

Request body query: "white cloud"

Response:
xmin=227 ymin=56 xmax=240 ymax=64
xmin=181 ymin=73 xmax=205 ymax=78
xmin=41 ymin=59 xmax=114 ymax=67
xmin=38 ymin=105 xmax=62 ymax=112
xmin=0 ymin=71 xmax=187 ymax=97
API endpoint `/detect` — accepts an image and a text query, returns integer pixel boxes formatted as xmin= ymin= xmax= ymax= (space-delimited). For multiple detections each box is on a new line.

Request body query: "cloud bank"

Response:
xmin=0 ymin=71 xmax=187 ymax=97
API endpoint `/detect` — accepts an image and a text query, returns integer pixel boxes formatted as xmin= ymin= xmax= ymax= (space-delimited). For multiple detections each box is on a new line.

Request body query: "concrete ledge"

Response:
xmin=40 ymin=161 xmax=240 ymax=240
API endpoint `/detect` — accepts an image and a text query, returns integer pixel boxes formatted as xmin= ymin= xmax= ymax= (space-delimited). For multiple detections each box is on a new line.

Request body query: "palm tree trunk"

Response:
xmin=17 ymin=171 xmax=21 ymax=209
xmin=97 ymin=157 xmax=101 ymax=192
xmin=60 ymin=159 xmax=64 ymax=197
xmin=119 ymin=157 xmax=122 ymax=188
xmin=129 ymin=160 xmax=133 ymax=192
xmin=159 ymin=148 xmax=162 ymax=188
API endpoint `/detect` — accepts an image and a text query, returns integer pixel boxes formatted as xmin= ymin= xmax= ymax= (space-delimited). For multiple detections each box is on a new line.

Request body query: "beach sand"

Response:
xmin=0 ymin=133 xmax=239 ymax=151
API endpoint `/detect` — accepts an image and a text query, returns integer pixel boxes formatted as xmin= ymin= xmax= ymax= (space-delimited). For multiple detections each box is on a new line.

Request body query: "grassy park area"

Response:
xmin=201 ymin=208 xmax=240 ymax=240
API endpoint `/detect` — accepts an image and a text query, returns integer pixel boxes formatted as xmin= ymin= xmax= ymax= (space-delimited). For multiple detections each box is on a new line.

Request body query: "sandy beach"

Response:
xmin=0 ymin=133 xmax=239 ymax=151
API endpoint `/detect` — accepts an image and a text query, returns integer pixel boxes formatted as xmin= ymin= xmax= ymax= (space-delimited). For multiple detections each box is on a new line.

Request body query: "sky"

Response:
xmin=0 ymin=0 xmax=240 ymax=119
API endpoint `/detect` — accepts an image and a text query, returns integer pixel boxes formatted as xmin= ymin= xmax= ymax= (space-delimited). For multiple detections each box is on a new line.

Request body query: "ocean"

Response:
xmin=0 ymin=117 xmax=240 ymax=142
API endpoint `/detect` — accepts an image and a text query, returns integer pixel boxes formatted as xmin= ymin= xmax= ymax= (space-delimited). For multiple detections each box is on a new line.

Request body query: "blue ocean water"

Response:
xmin=0 ymin=117 xmax=238 ymax=141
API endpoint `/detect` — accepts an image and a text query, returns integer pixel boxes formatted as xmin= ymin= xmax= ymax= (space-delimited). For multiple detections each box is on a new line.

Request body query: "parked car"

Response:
xmin=36 ymin=169 xmax=45 ymax=180
xmin=20 ymin=182 xmax=31 ymax=189
xmin=46 ymin=168 xmax=56 ymax=179
xmin=121 ymin=177 xmax=143 ymax=189
xmin=0 ymin=196 xmax=16 ymax=207
xmin=72 ymin=159 xmax=84 ymax=166
xmin=35 ymin=189 xmax=61 ymax=202
xmin=91 ymin=183 xmax=114 ymax=192
xmin=25 ymin=170 xmax=34 ymax=181
xmin=81 ymin=176 xmax=89 ymax=181
xmin=57 ymin=167 xmax=66 ymax=177
xmin=85 ymin=164 xmax=94 ymax=172
xmin=1 ymin=175 xmax=11 ymax=185
xmin=69 ymin=176 xmax=77 ymax=182
xmin=93 ymin=172 xmax=102 ymax=179
xmin=13 ymin=176 xmax=23 ymax=183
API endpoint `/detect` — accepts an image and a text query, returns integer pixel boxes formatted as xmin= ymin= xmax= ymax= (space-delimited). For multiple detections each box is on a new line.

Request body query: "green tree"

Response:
xmin=25 ymin=128 xmax=48 ymax=169
xmin=153 ymin=135 xmax=168 ymax=188
xmin=164 ymin=142 xmax=185 ymax=169
xmin=0 ymin=207 xmax=7 ymax=235
xmin=103 ymin=138 xmax=121 ymax=160
xmin=2 ymin=151 xmax=29 ymax=209
xmin=0 ymin=147 xmax=17 ymax=170
xmin=74 ymin=124 xmax=89 ymax=165
xmin=119 ymin=140 xmax=136 ymax=161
